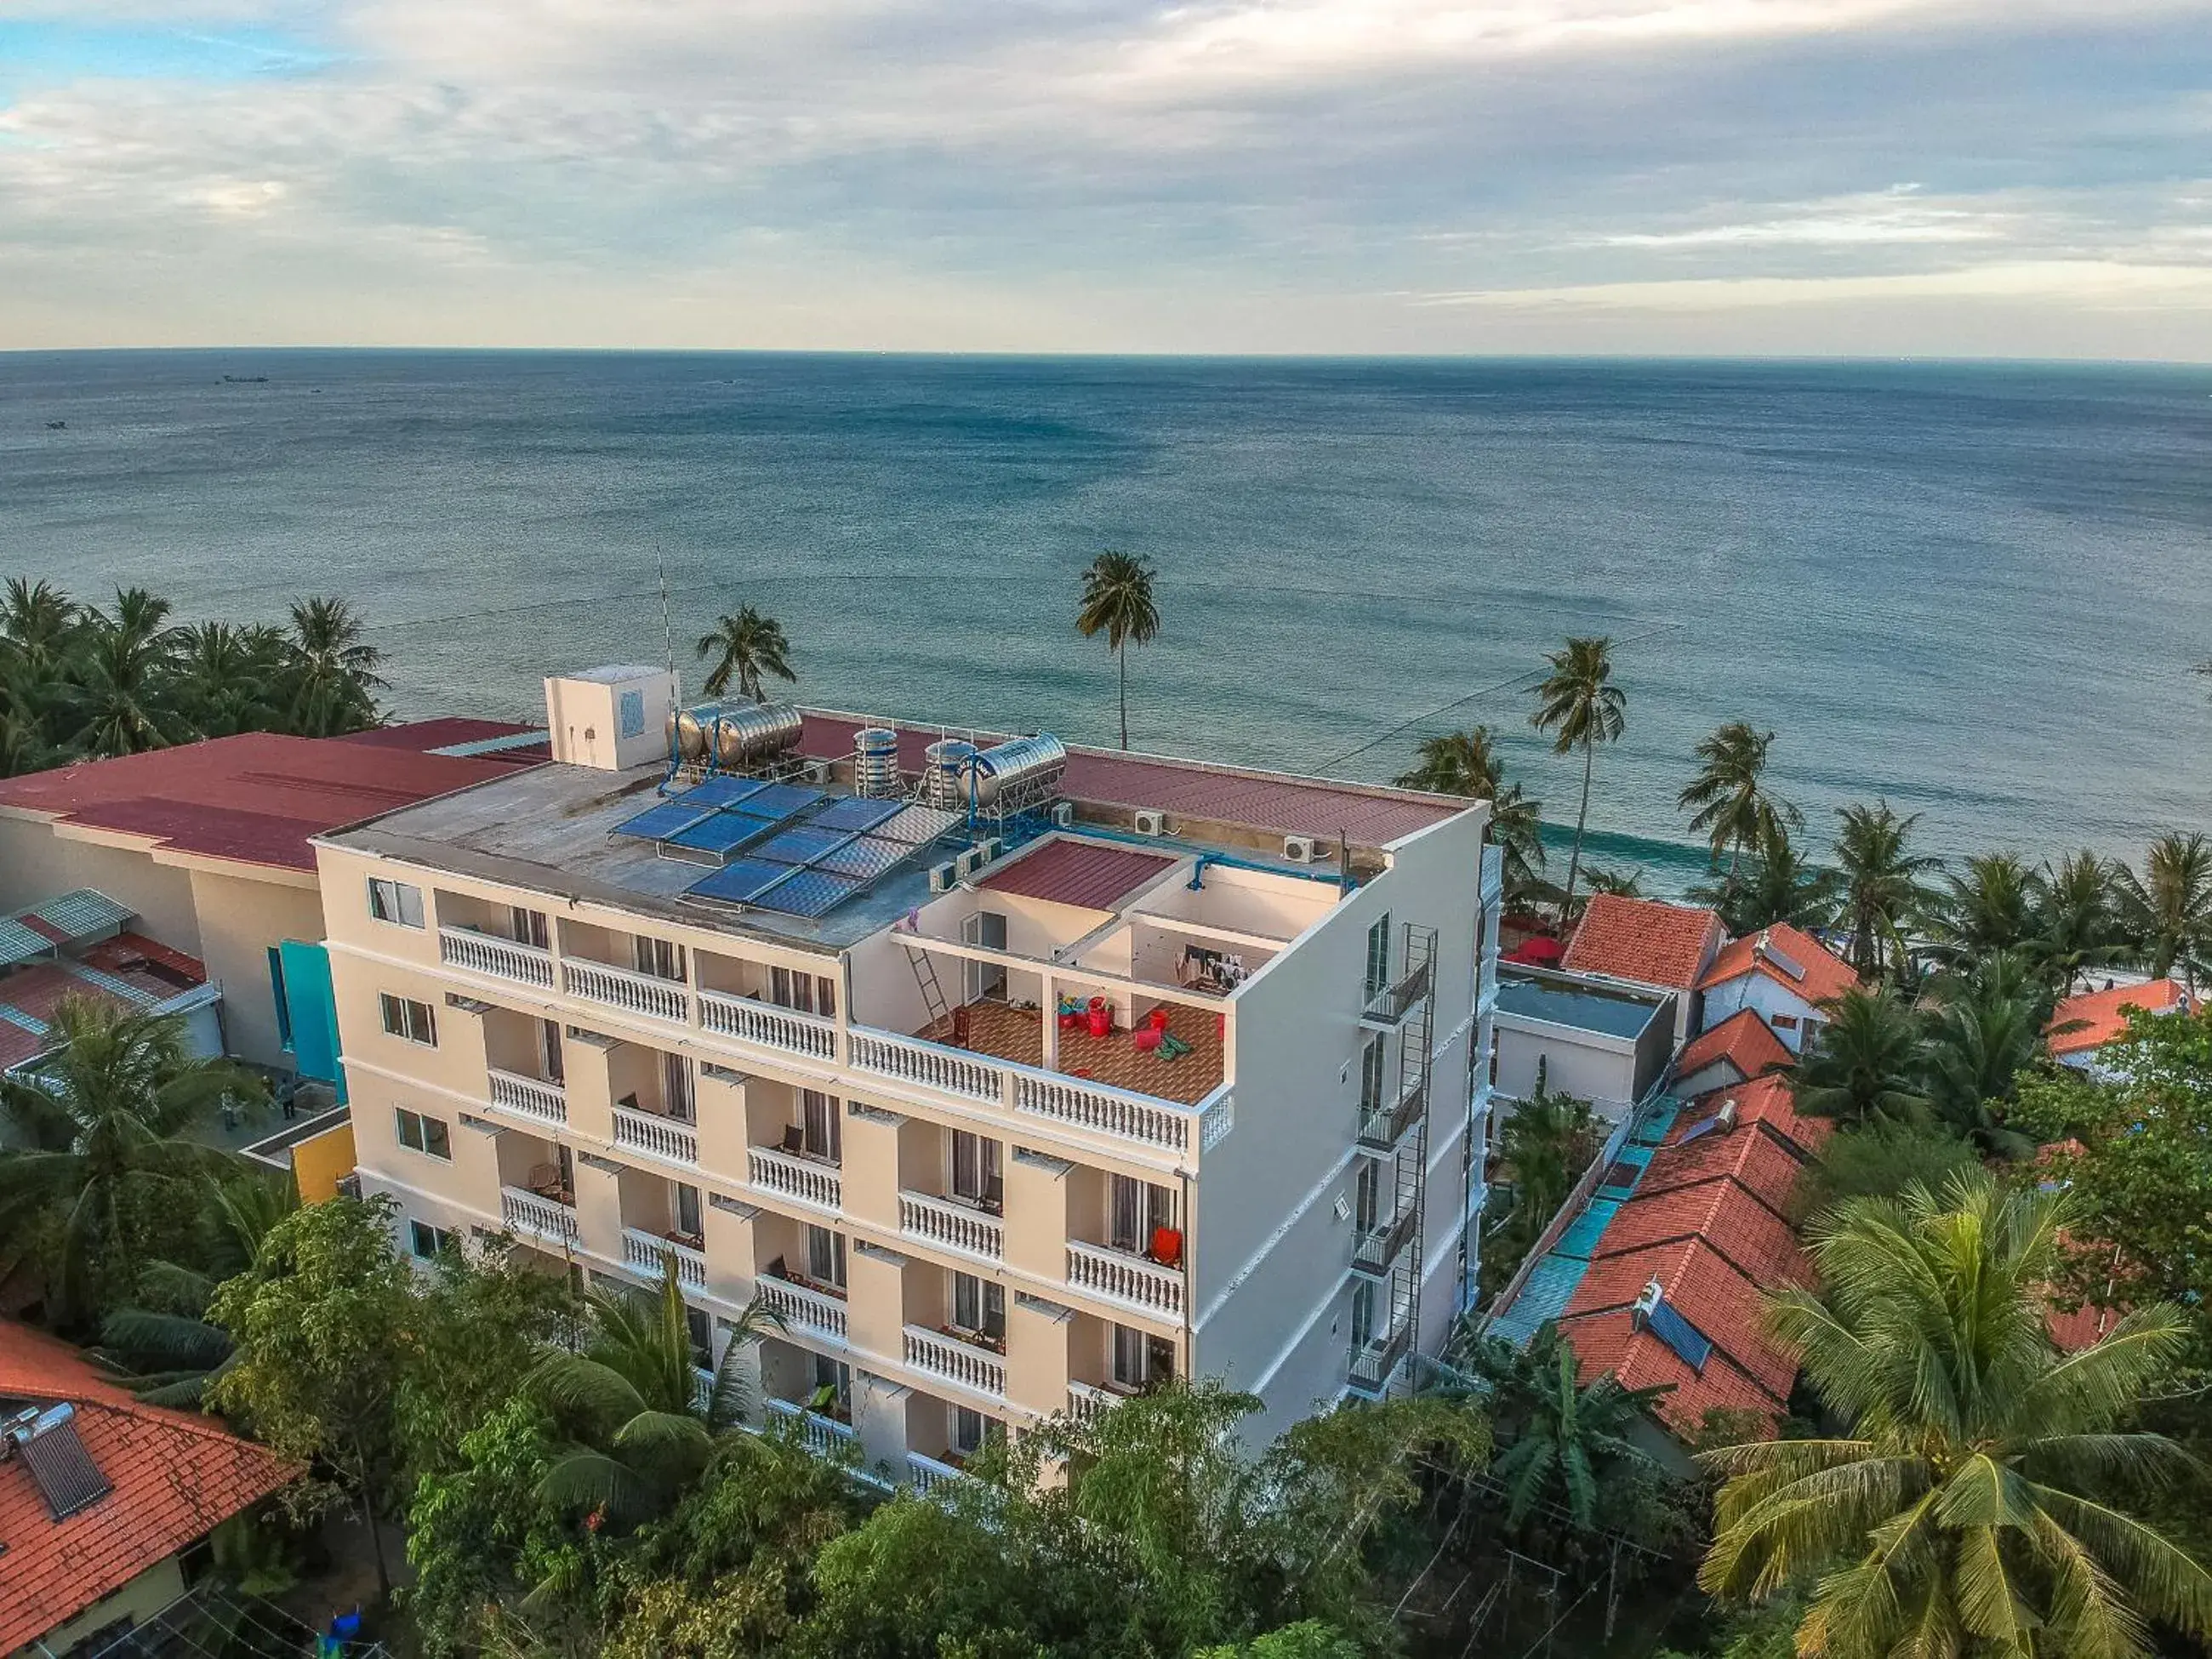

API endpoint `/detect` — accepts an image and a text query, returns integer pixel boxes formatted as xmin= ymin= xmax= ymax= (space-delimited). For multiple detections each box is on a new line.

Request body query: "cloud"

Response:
xmin=1417 ymin=259 xmax=2212 ymax=311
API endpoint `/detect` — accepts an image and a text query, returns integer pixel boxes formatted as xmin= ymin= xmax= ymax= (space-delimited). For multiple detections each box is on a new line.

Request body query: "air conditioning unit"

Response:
xmin=1132 ymin=809 xmax=1167 ymax=836
xmin=799 ymin=758 xmax=833 ymax=786
xmin=955 ymin=843 xmax=996 ymax=880
xmin=1283 ymin=834 xmax=1319 ymax=864
xmin=1051 ymin=801 xmax=1075 ymax=829
xmin=929 ymin=861 xmax=960 ymax=893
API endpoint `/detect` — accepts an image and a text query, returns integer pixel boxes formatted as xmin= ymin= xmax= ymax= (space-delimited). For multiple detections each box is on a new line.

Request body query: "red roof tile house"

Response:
xmin=0 ymin=895 xmax=218 ymax=1077
xmin=0 ymin=724 xmax=534 ymax=1068
xmin=1670 ymin=1006 xmax=1793 ymax=1099
xmin=1696 ymin=923 xmax=1859 ymax=1058
xmin=1555 ymin=1076 xmax=1831 ymax=1440
xmin=2046 ymin=978 xmax=2192 ymax=1075
xmin=0 ymin=1323 xmax=295 ymax=1656
xmin=1559 ymin=894 xmax=1726 ymax=1044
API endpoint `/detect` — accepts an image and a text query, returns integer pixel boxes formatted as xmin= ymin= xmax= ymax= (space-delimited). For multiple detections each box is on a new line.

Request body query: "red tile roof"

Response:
xmin=1667 ymin=1075 xmax=1831 ymax=1161
xmin=1673 ymin=1008 xmax=1793 ymax=1089
xmin=795 ymin=714 xmax=1466 ymax=848
xmin=977 ymin=838 xmax=1178 ymax=911
xmin=1639 ymin=1117 xmax=1817 ymax=1219
xmin=1698 ymin=923 xmax=1858 ymax=1006
xmin=1559 ymin=895 xmax=1724 ymax=990
xmin=0 ymin=1323 xmax=295 ymax=1653
xmin=2046 ymin=979 xmax=2187 ymax=1058
xmin=0 ymin=733 xmax=525 ymax=873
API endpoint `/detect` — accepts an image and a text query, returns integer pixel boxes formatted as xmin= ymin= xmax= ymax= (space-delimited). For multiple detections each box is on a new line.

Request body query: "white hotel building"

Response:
xmin=321 ymin=666 xmax=1500 ymax=1486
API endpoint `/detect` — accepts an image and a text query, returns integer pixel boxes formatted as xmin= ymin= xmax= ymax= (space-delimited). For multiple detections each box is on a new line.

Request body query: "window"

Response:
xmin=1365 ymin=913 xmax=1393 ymax=1002
xmin=663 ymin=1052 xmax=695 ymax=1121
xmin=1359 ymin=1035 xmax=1387 ymax=1115
xmin=1350 ymin=1282 xmax=1376 ymax=1351
xmin=408 ymin=1219 xmax=456 ymax=1259
xmin=950 ymin=1131 xmax=1002 ymax=1207
xmin=953 ymin=1272 xmax=1006 ymax=1341
xmin=540 ymin=1020 xmax=565 ymax=1085
xmin=805 ymin=1224 xmax=847 ymax=1290
xmin=811 ymin=1354 xmax=852 ymax=1411
xmin=379 ymin=993 xmax=436 ymax=1046
xmin=1354 ymin=1160 xmax=1381 ymax=1233
xmin=1109 ymin=1175 xmax=1178 ymax=1255
xmin=675 ymin=1183 xmax=703 ymax=1240
xmin=801 ymin=1091 xmax=841 ymax=1161
xmin=512 ymin=907 xmax=549 ymax=949
xmin=685 ymin=1305 xmax=712 ymax=1371
xmin=1112 ymin=1324 xmax=1177 ymax=1390
xmin=394 ymin=1108 xmax=452 ymax=1160
xmin=770 ymin=967 xmax=840 ymax=1017
xmin=950 ymin=1405 xmax=990 ymax=1457
xmin=368 ymin=877 xmax=425 ymax=928
xmin=635 ymin=936 xmax=685 ymax=982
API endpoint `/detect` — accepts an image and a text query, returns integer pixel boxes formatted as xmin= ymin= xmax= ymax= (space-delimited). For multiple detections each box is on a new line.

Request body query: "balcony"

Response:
xmin=755 ymin=1270 xmax=849 ymax=1343
xmin=1357 ymin=1078 xmax=1426 ymax=1151
xmin=1065 ymin=1240 xmax=1183 ymax=1318
xmin=915 ymin=998 xmax=1224 ymax=1109
xmin=898 ymin=1191 xmax=1003 ymax=1262
xmin=764 ymin=1396 xmax=858 ymax=1458
xmin=440 ymin=926 xmax=555 ymax=990
xmin=699 ymin=988 xmax=836 ymax=1062
xmin=501 ymin=1185 xmax=577 ymax=1246
xmin=1361 ymin=959 xmax=1434 ymax=1028
xmin=1067 ymin=1379 xmax=1120 ymax=1427
xmin=623 ymin=1225 xmax=707 ymax=1291
xmin=1351 ymin=1209 xmax=1418 ymax=1277
xmin=903 ymin=1324 xmax=1006 ymax=1398
xmin=487 ymin=1068 xmax=567 ymax=1128
xmin=563 ymin=958 xmax=690 ymax=1024
xmin=1348 ymin=1320 xmax=1413 ymax=1394
xmin=612 ymin=1103 xmax=698 ymax=1167
xmin=905 ymin=1449 xmax=968 ymax=1495
xmin=748 ymin=1144 xmax=841 ymax=1213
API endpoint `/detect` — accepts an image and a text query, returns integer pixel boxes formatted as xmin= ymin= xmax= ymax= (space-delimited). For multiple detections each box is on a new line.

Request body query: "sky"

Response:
xmin=2 ymin=0 xmax=2209 ymax=356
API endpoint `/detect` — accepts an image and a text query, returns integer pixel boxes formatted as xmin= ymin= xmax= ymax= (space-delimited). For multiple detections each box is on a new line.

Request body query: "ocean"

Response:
xmin=4 ymin=351 xmax=2209 ymax=891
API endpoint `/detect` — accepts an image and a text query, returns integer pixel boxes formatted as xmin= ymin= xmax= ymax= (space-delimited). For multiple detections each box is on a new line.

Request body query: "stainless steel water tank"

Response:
xmin=961 ymin=733 xmax=1068 ymax=807
xmin=853 ymin=727 xmax=902 ymax=798
xmin=922 ymin=739 xmax=979 ymax=809
xmin=667 ymin=700 xmax=803 ymax=767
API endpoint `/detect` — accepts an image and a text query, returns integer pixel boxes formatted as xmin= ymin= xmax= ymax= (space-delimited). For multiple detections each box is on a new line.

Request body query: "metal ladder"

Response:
xmin=905 ymin=945 xmax=951 ymax=1033
xmin=1382 ymin=925 xmax=1437 ymax=1396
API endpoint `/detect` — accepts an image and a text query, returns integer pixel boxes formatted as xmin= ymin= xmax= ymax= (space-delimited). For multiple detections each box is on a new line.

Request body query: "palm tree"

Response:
xmin=0 ymin=998 xmax=264 ymax=1327
xmin=1918 ymin=949 xmax=2046 ymax=1156
xmin=695 ymin=605 xmax=796 ymax=704
xmin=1 ymin=576 xmax=80 ymax=677
xmin=2112 ymin=831 xmax=2212 ymax=994
xmin=1791 ymin=988 xmax=1928 ymax=1126
xmin=1678 ymin=721 xmax=1798 ymax=881
xmin=1530 ymin=636 xmax=1628 ymax=925
xmin=1075 ymin=551 xmax=1160 ymax=750
xmin=1581 ymin=867 xmax=1644 ymax=902
xmin=528 ymin=1257 xmax=781 ymax=1527
xmin=1832 ymin=801 xmax=1941 ymax=983
xmin=2032 ymin=851 xmax=2124 ymax=995
xmin=284 ymin=596 xmax=386 ymax=736
xmin=1690 ymin=818 xmax=1843 ymax=934
xmin=72 ymin=588 xmax=183 ymax=756
xmin=1701 ymin=1172 xmax=2212 ymax=1659
xmin=1925 ymin=852 xmax=2038 ymax=972
xmin=1396 ymin=727 xmax=1548 ymax=911
xmin=174 ymin=622 xmax=288 ymax=739
xmin=1464 ymin=1322 xmax=1668 ymax=1531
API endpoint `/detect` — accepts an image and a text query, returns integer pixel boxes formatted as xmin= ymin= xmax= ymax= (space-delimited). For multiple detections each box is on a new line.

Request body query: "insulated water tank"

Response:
xmin=960 ymin=733 xmax=1068 ymax=807
xmin=667 ymin=700 xmax=803 ymax=767
xmin=922 ymin=739 xmax=979 ymax=810
xmin=853 ymin=727 xmax=902 ymax=798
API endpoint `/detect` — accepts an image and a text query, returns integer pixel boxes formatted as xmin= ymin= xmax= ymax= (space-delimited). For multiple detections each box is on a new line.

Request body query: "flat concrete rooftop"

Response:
xmin=1493 ymin=972 xmax=1668 ymax=1041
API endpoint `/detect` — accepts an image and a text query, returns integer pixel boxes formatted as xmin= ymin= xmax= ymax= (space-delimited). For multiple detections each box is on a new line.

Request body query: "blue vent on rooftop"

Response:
xmin=1643 ymin=1296 xmax=1713 ymax=1373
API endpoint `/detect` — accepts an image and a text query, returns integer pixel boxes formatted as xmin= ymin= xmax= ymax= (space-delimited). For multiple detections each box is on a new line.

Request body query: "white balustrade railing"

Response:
xmin=903 ymin=1325 xmax=1006 ymax=1397
xmin=440 ymin=926 xmax=555 ymax=989
xmin=850 ymin=1029 xmax=1004 ymax=1103
xmin=612 ymin=1103 xmax=698 ymax=1166
xmin=1199 ymin=1089 xmax=1235 ymax=1153
xmin=563 ymin=958 xmax=691 ymax=1023
xmin=1065 ymin=1240 xmax=1183 ymax=1317
xmin=487 ymin=1068 xmax=567 ymax=1126
xmin=1015 ymin=1071 xmax=1189 ymax=1153
xmin=906 ymin=1450 xmax=966 ymax=1495
xmin=757 ymin=1274 xmax=849 ymax=1342
xmin=1067 ymin=1380 xmax=1119 ymax=1426
xmin=700 ymin=989 xmax=837 ymax=1060
xmin=500 ymin=1186 xmax=577 ymax=1244
xmin=624 ymin=1226 xmax=707 ymax=1290
xmin=898 ymin=1191 xmax=1003 ymax=1261
xmin=765 ymin=1397 xmax=858 ymax=1457
xmin=748 ymin=1144 xmax=841 ymax=1211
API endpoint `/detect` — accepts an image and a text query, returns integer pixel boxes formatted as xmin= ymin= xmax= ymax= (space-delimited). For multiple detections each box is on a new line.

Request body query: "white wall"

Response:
xmin=1700 ymin=972 xmax=1821 ymax=1054
xmin=1491 ymin=1017 xmax=1640 ymax=1119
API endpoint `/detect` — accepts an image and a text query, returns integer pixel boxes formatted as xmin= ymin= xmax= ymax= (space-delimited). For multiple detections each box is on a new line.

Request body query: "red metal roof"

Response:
xmin=795 ymin=714 xmax=1465 ymax=847
xmin=338 ymin=717 xmax=543 ymax=758
xmin=1698 ymin=923 xmax=1858 ymax=1006
xmin=0 ymin=733 xmax=523 ymax=873
xmin=1559 ymin=895 xmax=1724 ymax=990
xmin=0 ymin=1323 xmax=295 ymax=1653
xmin=978 ymin=838 xmax=1177 ymax=911
xmin=1673 ymin=1007 xmax=1793 ymax=1089
xmin=2046 ymin=978 xmax=2187 ymax=1058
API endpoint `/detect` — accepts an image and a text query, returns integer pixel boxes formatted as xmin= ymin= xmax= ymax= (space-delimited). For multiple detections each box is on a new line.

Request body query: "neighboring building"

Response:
xmin=0 ymin=891 xmax=219 ymax=1077
xmin=1490 ymin=966 xmax=1674 ymax=1125
xmin=1695 ymin=923 xmax=1857 ymax=1057
xmin=2046 ymin=978 xmax=2192 ymax=1075
xmin=1669 ymin=1006 xmax=1793 ymax=1099
xmin=1557 ymin=894 xmax=1725 ymax=1045
xmin=0 ymin=723 xmax=540 ymax=1071
xmin=0 ymin=1323 xmax=294 ymax=1658
xmin=321 ymin=670 xmax=1500 ymax=1482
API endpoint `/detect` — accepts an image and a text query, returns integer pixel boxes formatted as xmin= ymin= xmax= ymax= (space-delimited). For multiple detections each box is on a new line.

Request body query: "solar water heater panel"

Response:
xmin=812 ymin=795 xmax=906 ymax=833
xmin=613 ymin=801 xmax=715 ymax=841
xmin=684 ymin=858 xmax=793 ymax=903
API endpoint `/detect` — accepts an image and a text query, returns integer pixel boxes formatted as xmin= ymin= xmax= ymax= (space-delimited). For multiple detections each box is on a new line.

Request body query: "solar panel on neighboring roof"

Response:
xmin=730 ymin=783 xmax=822 ymax=818
xmin=661 ymin=814 xmax=769 ymax=856
xmin=685 ymin=858 xmax=795 ymax=904
xmin=677 ymin=776 xmax=768 ymax=810
xmin=11 ymin=1404 xmax=111 ymax=1519
xmin=612 ymin=801 xmax=715 ymax=841
xmin=753 ymin=825 xmax=852 ymax=866
xmin=1644 ymin=1297 xmax=1713 ymax=1372
xmin=1677 ymin=1115 xmax=1722 ymax=1146
xmin=814 ymin=835 xmax=910 ymax=880
xmin=812 ymin=795 xmax=904 ymax=833
xmin=870 ymin=804 xmax=962 ymax=847
xmin=748 ymin=868 xmax=864 ymax=918
xmin=26 ymin=888 xmax=132 ymax=944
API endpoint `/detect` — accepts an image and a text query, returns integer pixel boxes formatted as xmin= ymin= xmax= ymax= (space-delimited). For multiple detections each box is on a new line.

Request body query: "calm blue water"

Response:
xmin=4 ymin=351 xmax=2209 ymax=888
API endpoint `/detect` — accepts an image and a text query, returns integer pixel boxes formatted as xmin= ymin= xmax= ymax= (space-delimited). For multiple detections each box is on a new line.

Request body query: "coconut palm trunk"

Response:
xmin=1564 ymin=735 xmax=1593 ymax=921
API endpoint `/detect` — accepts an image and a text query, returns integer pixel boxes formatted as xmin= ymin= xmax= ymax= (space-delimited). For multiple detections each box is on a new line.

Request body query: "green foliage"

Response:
xmin=1679 ymin=721 xmax=1799 ymax=878
xmin=1830 ymin=799 xmax=1941 ymax=983
xmin=1075 ymin=549 xmax=1160 ymax=750
xmin=1700 ymin=1171 xmax=2212 ymax=1659
xmin=1193 ymin=1622 xmax=1363 ymax=1659
xmin=1531 ymin=635 xmax=1628 ymax=922
xmin=1690 ymin=818 xmax=1843 ymax=935
xmin=1917 ymin=949 xmax=2047 ymax=1154
xmin=2112 ymin=830 xmax=2212 ymax=989
xmin=1788 ymin=986 xmax=1928 ymax=1126
xmin=1396 ymin=726 xmax=1548 ymax=909
xmin=695 ymin=604 xmax=797 ymax=703
xmin=1925 ymin=852 xmax=2038 ymax=969
xmin=1483 ymin=1086 xmax=1601 ymax=1296
xmin=1793 ymin=1117 xmax=1982 ymax=1218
